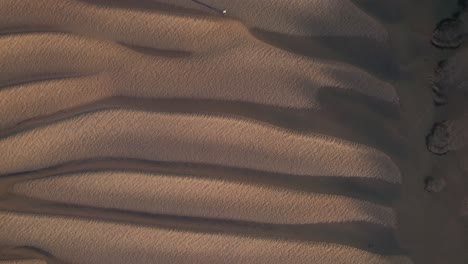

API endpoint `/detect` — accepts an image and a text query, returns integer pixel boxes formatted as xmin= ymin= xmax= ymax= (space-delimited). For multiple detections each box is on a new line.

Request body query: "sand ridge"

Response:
xmin=0 ymin=109 xmax=402 ymax=184
xmin=0 ymin=0 xmax=414 ymax=263
xmin=0 ymin=31 xmax=398 ymax=131
xmin=0 ymin=211 xmax=413 ymax=264
xmin=10 ymin=170 xmax=397 ymax=227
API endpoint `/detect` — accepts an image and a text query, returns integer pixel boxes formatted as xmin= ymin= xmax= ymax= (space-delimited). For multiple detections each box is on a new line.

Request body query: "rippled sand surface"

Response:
xmin=0 ymin=0 xmax=457 ymax=263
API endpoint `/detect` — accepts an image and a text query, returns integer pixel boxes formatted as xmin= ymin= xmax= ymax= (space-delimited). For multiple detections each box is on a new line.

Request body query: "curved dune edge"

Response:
xmin=0 ymin=31 xmax=398 ymax=130
xmin=0 ymin=109 xmax=401 ymax=184
xmin=0 ymin=211 xmax=411 ymax=264
xmin=11 ymin=171 xmax=397 ymax=227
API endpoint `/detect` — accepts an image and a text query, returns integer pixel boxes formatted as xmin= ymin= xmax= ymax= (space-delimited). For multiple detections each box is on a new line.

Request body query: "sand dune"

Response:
xmin=147 ymin=0 xmax=389 ymax=40
xmin=0 ymin=212 xmax=412 ymax=264
xmin=0 ymin=0 xmax=418 ymax=263
xmin=0 ymin=0 xmax=388 ymax=41
xmin=11 ymin=170 xmax=397 ymax=227
xmin=0 ymin=0 xmax=238 ymax=53
xmin=0 ymin=109 xmax=401 ymax=184
xmin=0 ymin=31 xmax=398 ymax=130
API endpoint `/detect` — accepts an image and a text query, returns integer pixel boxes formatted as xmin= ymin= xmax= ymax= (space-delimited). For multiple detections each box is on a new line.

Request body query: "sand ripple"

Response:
xmin=0 ymin=0 xmax=409 ymax=263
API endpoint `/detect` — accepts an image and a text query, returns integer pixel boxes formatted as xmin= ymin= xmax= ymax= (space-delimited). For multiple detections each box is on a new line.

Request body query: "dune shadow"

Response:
xmin=117 ymin=42 xmax=192 ymax=57
xmin=315 ymin=86 xmax=405 ymax=158
xmin=250 ymin=29 xmax=400 ymax=81
xmin=351 ymin=0 xmax=405 ymax=22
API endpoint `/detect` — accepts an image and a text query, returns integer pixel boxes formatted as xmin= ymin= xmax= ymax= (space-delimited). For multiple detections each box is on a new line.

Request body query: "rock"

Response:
xmin=431 ymin=60 xmax=449 ymax=105
xmin=427 ymin=121 xmax=450 ymax=155
xmin=424 ymin=176 xmax=447 ymax=193
xmin=432 ymin=18 xmax=464 ymax=49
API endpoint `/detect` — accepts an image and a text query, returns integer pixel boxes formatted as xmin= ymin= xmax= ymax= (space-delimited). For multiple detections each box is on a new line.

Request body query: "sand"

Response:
xmin=0 ymin=109 xmax=401 ymax=183
xmin=0 ymin=211 xmax=413 ymax=264
xmin=11 ymin=171 xmax=397 ymax=227
xmin=424 ymin=2 xmax=468 ymax=263
xmin=0 ymin=261 xmax=47 ymax=264
xmin=0 ymin=32 xmax=398 ymax=130
xmin=0 ymin=0 xmax=466 ymax=263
